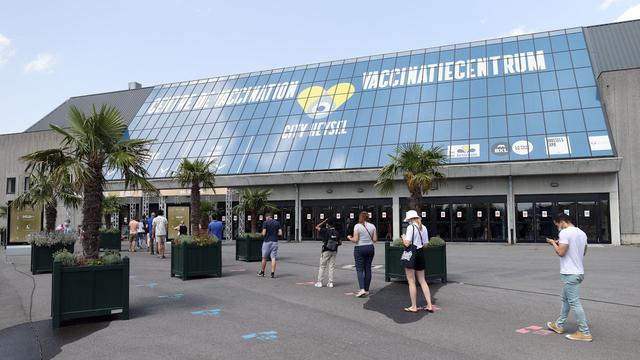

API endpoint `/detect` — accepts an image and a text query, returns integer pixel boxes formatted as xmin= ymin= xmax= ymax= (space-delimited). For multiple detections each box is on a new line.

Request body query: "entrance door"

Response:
xmin=470 ymin=203 xmax=488 ymax=241
xmin=489 ymin=203 xmax=506 ymax=242
xmin=452 ymin=203 xmax=469 ymax=241
xmin=301 ymin=206 xmax=314 ymax=240
xmin=516 ymin=202 xmax=535 ymax=242
xmin=433 ymin=204 xmax=451 ymax=241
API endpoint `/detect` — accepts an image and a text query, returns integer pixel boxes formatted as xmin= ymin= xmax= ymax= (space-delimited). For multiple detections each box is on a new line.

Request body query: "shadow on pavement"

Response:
xmin=0 ymin=318 xmax=109 ymax=360
xmin=363 ymin=281 xmax=445 ymax=324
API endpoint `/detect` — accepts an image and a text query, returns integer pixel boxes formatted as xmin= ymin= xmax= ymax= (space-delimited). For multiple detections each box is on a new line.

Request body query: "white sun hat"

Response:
xmin=404 ymin=210 xmax=421 ymax=222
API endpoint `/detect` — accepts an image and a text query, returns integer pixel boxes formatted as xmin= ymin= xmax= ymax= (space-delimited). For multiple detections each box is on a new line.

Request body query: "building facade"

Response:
xmin=3 ymin=20 xmax=640 ymax=245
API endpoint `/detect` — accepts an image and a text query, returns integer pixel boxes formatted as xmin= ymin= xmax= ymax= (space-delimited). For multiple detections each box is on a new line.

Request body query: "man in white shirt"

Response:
xmin=546 ymin=213 xmax=592 ymax=342
xmin=152 ymin=210 xmax=169 ymax=259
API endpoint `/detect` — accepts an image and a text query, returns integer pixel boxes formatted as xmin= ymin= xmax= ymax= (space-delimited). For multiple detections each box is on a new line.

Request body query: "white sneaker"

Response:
xmin=327 ymin=282 xmax=334 ymax=288
xmin=314 ymin=282 xmax=323 ymax=288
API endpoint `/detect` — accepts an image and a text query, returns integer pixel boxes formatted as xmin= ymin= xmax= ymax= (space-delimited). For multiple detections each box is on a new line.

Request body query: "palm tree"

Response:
xmin=21 ymin=105 xmax=155 ymax=259
xmin=101 ymin=195 xmax=121 ymax=229
xmin=234 ymin=188 xmax=278 ymax=233
xmin=11 ymin=169 xmax=80 ymax=232
xmin=375 ymin=143 xmax=447 ymax=212
xmin=174 ymin=159 xmax=216 ymax=235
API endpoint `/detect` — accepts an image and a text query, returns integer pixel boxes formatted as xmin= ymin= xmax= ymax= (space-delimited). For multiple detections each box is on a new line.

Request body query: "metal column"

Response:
xmin=237 ymin=191 xmax=245 ymax=238
xmin=225 ymin=189 xmax=235 ymax=240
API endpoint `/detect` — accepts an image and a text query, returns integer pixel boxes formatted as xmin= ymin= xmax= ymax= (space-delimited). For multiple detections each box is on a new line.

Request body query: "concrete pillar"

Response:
xmin=507 ymin=176 xmax=516 ymax=244
xmin=392 ymin=195 xmax=400 ymax=240
xmin=294 ymin=184 xmax=301 ymax=242
xmin=610 ymin=175 xmax=621 ymax=246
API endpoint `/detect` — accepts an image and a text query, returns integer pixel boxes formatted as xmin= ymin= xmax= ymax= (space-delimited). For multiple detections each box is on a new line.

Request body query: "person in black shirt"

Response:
xmin=174 ymin=220 xmax=188 ymax=236
xmin=314 ymin=218 xmax=341 ymax=288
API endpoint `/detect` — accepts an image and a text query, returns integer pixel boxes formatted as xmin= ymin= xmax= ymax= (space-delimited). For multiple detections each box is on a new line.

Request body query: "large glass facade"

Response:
xmin=117 ymin=28 xmax=614 ymax=180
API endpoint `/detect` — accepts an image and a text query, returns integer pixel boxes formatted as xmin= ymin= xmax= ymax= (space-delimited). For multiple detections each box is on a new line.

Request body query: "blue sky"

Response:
xmin=0 ymin=0 xmax=639 ymax=134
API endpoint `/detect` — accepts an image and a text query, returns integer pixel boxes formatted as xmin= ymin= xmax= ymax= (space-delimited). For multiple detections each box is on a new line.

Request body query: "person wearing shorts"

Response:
xmin=401 ymin=210 xmax=434 ymax=313
xmin=152 ymin=210 xmax=168 ymax=259
xmin=258 ymin=213 xmax=282 ymax=278
xmin=128 ymin=217 xmax=139 ymax=252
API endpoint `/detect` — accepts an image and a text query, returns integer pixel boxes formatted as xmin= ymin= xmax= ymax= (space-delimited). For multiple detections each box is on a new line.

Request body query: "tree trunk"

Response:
xmin=409 ymin=187 xmax=423 ymax=213
xmin=190 ymin=181 xmax=200 ymax=236
xmin=82 ymin=158 xmax=104 ymax=259
xmin=45 ymin=204 xmax=57 ymax=233
xmin=250 ymin=210 xmax=257 ymax=233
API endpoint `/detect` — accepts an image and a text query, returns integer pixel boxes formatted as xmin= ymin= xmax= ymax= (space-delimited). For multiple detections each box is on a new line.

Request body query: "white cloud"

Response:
xmin=480 ymin=17 xmax=488 ymax=25
xmin=601 ymin=0 xmax=618 ymax=9
xmin=24 ymin=53 xmax=57 ymax=73
xmin=0 ymin=33 xmax=15 ymax=66
xmin=616 ymin=3 xmax=640 ymax=21
xmin=507 ymin=25 xmax=534 ymax=37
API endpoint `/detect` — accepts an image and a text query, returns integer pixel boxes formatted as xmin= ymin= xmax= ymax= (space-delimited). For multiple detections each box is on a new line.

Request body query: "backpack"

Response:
xmin=325 ymin=228 xmax=341 ymax=251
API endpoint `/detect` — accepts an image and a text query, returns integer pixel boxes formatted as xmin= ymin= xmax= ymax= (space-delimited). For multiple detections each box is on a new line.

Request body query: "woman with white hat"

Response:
xmin=401 ymin=210 xmax=434 ymax=313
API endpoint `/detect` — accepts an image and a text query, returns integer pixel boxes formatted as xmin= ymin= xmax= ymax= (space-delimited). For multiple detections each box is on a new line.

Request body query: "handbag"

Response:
xmin=400 ymin=225 xmax=424 ymax=269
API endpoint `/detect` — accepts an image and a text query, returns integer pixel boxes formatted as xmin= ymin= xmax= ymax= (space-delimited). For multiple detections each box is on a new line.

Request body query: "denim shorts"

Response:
xmin=262 ymin=241 xmax=278 ymax=259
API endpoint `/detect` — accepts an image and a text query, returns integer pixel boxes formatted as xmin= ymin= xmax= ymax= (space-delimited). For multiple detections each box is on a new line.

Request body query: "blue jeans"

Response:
xmin=556 ymin=274 xmax=590 ymax=335
xmin=354 ymin=245 xmax=375 ymax=291
xmin=136 ymin=233 xmax=145 ymax=248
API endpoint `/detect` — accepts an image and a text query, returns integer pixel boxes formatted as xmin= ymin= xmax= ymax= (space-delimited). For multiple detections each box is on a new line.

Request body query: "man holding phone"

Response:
xmin=546 ymin=213 xmax=592 ymax=342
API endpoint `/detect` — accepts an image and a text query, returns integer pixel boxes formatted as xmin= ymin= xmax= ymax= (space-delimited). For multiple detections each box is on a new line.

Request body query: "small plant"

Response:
xmin=391 ymin=238 xmax=404 ymax=247
xmin=29 ymin=232 xmax=77 ymax=247
xmin=53 ymin=249 xmax=77 ymax=266
xmin=428 ymin=236 xmax=445 ymax=247
xmin=245 ymin=232 xmax=263 ymax=241
xmin=100 ymin=226 xmax=120 ymax=234
xmin=101 ymin=249 xmax=122 ymax=265
xmin=174 ymin=234 xmax=218 ymax=246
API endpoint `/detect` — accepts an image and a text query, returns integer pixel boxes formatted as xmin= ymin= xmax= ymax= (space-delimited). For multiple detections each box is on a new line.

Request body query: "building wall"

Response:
xmin=598 ymin=69 xmax=640 ymax=244
xmin=0 ymin=130 xmax=83 ymax=239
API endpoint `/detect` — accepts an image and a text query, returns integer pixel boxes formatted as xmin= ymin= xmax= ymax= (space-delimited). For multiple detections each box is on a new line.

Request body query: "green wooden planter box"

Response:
xmin=51 ymin=257 xmax=129 ymax=328
xmin=235 ymin=237 xmax=263 ymax=262
xmin=384 ymin=242 xmax=447 ymax=283
xmin=31 ymin=243 xmax=74 ymax=274
xmin=171 ymin=241 xmax=222 ymax=280
xmin=99 ymin=232 xmax=121 ymax=251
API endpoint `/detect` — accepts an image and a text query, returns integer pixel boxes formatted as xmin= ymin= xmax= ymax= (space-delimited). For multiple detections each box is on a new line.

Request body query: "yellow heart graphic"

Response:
xmin=296 ymin=83 xmax=355 ymax=117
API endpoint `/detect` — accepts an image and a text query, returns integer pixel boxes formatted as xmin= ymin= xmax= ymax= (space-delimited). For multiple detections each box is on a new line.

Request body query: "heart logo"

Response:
xmin=297 ymin=83 xmax=355 ymax=119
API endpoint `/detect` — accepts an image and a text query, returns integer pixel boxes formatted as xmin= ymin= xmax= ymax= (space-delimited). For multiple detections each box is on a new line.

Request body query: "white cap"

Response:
xmin=404 ymin=210 xmax=420 ymax=222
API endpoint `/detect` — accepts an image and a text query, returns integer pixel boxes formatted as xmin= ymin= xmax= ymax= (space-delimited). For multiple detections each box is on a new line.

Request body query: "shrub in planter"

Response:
xmin=29 ymin=232 xmax=77 ymax=274
xmin=385 ymin=236 xmax=447 ymax=283
xmin=51 ymin=249 xmax=129 ymax=328
xmin=171 ymin=234 xmax=221 ymax=280
xmin=236 ymin=232 xmax=263 ymax=262
xmin=99 ymin=227 xmax=122 ymax=251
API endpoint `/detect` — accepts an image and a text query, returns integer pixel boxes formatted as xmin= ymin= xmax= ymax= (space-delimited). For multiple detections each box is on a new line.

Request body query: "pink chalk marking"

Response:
xmin=432 ymin=305 xmax=441 ymax=311
xmin=295 ymin=283 xmax=305 ymax=285
xmin=229 ymin=269 xmax=246 ymax=272
xmin=344 ymin=292 xmax=355 ymax=296
xmin=515 ymin=328 xmax=530 ymax=334
xmin=526 ymin=325 xmax=543 ymax=331
xmin=534 ymin=330 xmax=553 ymax=336
xmin=305 ymin=281 xmax=315 ymax=285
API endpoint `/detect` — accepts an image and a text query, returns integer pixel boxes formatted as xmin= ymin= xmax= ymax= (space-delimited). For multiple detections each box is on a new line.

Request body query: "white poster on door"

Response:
xmin=522 ymin=211 xmax=528 ymax=218
xmin=368 ymin=212 xmax=372 ymax=218
xmin=477 ymin=211 xmax=482 ymax=218
xmin=456 ymin=211 xmax=462 ymax=218
xmin=494 ymin=211 xmax=500 ymax=218
xmin=421 ymin=211 xmax=427 ymax=218
xmin=233 ymin=215 xmax=237 ymax=221
xmin=286 ymin=213 xmax=291 ymax=220
xmin=542 ymin=210 xmax=548 ymax=218
xmin=320 ymin=213 xmax=325 ymax=220
xmin=259 ymin=215 xmax=263 ymax=221
xmin=440 ymin=211 xmax=446 ymax=218
xmin=336 ymin=213 xmax=341 ymax=219
xmin=349 ymin=213 xmax=354 ymax=219
xmin=274 ymin=214 xmax=278 ymax=220
xmin=564 ymin=209 xmax=570 ymax=215
xmin=306 ymin=214 xmax=311 ymax=220
xmin=222 ymin=216 xmax=226 ymax=221
xmin=247 ymin=215 xmax=252 ymax=221
xmin=382 ymin=212 xmax=387 ymax=218
xmin=584 ymin=210 xmax=590 ymax=217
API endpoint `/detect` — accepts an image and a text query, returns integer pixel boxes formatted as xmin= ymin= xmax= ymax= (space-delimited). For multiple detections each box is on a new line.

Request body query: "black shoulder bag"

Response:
xmin=400 ymin=225 xmax=424 ymax=269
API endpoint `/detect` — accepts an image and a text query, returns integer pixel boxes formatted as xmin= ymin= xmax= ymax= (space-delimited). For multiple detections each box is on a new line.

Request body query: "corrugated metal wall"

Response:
xmin=584 ymin=20 xmax=640 ymax=77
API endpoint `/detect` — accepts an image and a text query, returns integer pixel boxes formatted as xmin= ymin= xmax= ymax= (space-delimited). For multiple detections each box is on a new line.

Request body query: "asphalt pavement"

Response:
xmin=1 ymin=241 xmax=639 ymax=360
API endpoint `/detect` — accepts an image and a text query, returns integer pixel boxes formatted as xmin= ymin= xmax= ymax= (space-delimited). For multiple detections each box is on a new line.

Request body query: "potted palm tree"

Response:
xmin=171 ymin=159 xmax=220 ymax=279
xmin=22 ymin=105 xmax=154 ymax=328
xmin=99 ymin=195 xmax=122 ymax=250
xmin=11 ymin=168 xmax=80 ymax=274
xmin=233 ymin=188 xmax=278 ymax=262
xmin=375 ymin=143 xmax=448 ymax=283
